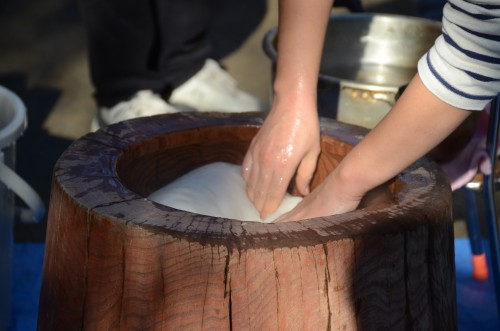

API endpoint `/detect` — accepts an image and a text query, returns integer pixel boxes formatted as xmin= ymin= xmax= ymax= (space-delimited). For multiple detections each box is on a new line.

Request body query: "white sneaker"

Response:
xmin=169 ymin=59 xmax=264 ymax=113
xmin=90 ymin=90 xmax=180 ymax=131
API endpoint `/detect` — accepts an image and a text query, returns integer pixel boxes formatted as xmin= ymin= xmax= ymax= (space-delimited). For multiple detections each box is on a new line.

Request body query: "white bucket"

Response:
xmin=0 ymin=86 xmax=45 ymax=331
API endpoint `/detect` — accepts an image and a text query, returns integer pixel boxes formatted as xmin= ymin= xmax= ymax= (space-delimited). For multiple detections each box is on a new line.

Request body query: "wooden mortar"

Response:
xmin=38 ymin=112 xmax=456 ymax=330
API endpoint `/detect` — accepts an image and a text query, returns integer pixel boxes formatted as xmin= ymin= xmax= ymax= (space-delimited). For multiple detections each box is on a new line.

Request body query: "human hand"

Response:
xmin=274 ymin=172 xmax=394 ymax=222
xmin=242 ymin=106 xmax=320 ymax=219
xmin=269 ymin=73 xmax=473 ymax=223
xmin=273 ymin=169 xmax=363 ymax=222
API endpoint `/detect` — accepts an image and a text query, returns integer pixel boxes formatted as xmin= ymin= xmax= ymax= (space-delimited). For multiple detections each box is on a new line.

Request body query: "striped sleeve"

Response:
xmin=417 ymin=0 xmax=500 ymax=110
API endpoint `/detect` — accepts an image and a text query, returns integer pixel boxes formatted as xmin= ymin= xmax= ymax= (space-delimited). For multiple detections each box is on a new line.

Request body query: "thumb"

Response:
xmin=295 ymin=153 xmax=318 ymax=196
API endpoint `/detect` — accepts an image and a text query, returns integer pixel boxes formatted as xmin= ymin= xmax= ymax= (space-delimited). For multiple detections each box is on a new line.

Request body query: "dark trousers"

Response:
xmin=77 ymin=0 xmax=223 ymax=107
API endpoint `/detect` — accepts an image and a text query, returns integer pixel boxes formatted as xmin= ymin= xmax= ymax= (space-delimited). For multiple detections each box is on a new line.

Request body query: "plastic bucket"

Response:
xmin=0 ymin=86 xmax=45 ymax=331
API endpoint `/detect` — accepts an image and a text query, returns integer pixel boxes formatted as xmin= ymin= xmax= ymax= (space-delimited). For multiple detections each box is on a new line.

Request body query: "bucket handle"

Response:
xmin=0 ymin=162 xmax=46 ymax=223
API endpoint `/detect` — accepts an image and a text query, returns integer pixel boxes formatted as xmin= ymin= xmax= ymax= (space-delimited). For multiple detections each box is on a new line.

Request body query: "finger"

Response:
xmin=241 ymin=152 xmax=253 ymax=182
xmin=273 ymin=201 xmax=303 ymax=223
xmin=251 ymin=168 xmax=273 ymax=216
xmin=245 ymin=162 xmax=260 ymax=203
xmin=259 ymin=171 xmax=290 ymax=218
xmin=244 ymin=147 xmax=277 ymax=215
xmin=273 ymin=210 xmax=291 ymax=223
xmin=294 ymin=152 xmax=318 ymax=196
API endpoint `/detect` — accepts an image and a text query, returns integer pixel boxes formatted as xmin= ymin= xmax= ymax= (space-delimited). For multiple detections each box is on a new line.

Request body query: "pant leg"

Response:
xmin=155 ymin=0 xmax=224 ymax=94
xmin=78 ymin=0 xmax=221 ymax=107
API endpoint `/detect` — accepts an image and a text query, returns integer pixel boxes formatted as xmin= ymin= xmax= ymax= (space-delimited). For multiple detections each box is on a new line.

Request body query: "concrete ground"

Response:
xmin=0 ymin=0 xmax=484 ymax=241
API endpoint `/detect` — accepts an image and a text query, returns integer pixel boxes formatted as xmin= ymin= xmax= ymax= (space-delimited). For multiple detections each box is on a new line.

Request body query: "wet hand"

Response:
xmin=273 ymin=170 xmax=362 ymax=222
xmin=242 ymin=107 xmax=320 ymax=219
xmin=273 ymin=169 xmax=394 ymax=222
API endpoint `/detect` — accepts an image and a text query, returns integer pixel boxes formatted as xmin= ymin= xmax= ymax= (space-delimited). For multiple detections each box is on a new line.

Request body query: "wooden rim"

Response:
xmin=54 ymin=112 xmax=451 ymax=249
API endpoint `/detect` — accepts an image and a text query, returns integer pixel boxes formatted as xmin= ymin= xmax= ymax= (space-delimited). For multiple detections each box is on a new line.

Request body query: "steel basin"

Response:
xmin=263 ymin=13 xmax=442 ymax=128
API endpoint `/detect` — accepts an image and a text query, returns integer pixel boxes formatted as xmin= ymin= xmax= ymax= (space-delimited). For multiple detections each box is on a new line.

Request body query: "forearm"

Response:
xmin=333 ymin=74 xmax=472 ymax=199
xmin=242 ymin=0 xmax=333 ymax=216
xmin=273 ymin=0 xmax=334 ymax=114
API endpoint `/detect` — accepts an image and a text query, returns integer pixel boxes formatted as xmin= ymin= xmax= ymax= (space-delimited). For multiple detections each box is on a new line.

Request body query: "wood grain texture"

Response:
xmin=38 ymin=112 xmax=457 ymax=330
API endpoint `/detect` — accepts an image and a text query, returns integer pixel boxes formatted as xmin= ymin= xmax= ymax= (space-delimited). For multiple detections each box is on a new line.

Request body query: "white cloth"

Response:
xmin=148 ymin=162 xmax=302 ymax=223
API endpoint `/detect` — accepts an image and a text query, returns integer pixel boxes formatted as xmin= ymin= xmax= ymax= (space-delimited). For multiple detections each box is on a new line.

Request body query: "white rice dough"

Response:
xmin=148 ymin=162 xmax=303 ymax=222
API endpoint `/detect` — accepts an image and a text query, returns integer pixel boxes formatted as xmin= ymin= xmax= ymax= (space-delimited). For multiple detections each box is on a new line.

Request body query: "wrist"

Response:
xmin=272 ymin=80 xmax=318 ymax=116
xmin=331 ymin=156 xmax=376 ymax=202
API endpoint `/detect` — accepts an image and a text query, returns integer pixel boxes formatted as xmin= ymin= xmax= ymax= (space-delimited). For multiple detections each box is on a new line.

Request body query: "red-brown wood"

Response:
xmin=38 ymin=112 xmax=457 ymax=330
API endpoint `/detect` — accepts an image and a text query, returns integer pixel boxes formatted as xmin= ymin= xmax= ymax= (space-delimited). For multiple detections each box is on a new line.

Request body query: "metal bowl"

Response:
xmin=263 ymin=13 xmax=442 ymax=128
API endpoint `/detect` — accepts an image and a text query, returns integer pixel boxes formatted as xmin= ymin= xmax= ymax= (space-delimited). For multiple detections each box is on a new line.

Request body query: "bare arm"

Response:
xmin=242 ymin=0 xmax=334 ymax=218
xmin=275 ymin=74 xmax=472 ymax=222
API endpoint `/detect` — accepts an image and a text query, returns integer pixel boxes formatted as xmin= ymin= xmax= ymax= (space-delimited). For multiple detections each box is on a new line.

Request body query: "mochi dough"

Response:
xmin=148 ymin=162 xmax=302 ymax=222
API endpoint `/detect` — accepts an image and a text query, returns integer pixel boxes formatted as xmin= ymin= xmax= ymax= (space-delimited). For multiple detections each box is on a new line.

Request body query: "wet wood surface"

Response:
xmin=38 ymin=112 xmax=457 ymax=330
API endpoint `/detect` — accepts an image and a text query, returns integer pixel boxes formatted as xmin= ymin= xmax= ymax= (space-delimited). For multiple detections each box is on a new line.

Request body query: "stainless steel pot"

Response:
xmin=263 ymin=13 xmax=442 ymax=128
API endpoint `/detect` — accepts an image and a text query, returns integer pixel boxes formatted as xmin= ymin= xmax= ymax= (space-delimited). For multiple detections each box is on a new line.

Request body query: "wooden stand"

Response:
xmin=38 ymin=112 xmax=456 ymax=330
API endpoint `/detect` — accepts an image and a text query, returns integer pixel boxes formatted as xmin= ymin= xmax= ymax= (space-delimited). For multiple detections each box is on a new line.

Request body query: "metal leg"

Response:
xmin=482 ymin=94 xmax=500 ymax=318
xmin=463 ymin=186 xmax=489 ymax=280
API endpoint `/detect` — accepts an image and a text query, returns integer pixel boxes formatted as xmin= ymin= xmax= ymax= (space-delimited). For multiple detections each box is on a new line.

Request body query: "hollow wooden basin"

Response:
xmin=38 ymin=112 xmax=456 ymax=330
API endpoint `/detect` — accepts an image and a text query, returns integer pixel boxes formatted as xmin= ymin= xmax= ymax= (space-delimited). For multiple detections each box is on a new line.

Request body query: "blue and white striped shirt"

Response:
xmin=418 ymin=0 xmax=500 ymax=110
